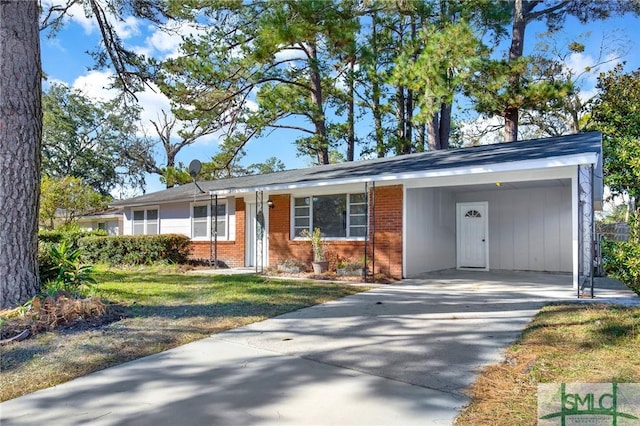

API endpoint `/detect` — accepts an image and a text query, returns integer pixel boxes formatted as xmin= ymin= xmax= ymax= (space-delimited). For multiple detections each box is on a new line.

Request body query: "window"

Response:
xmin=193 ymin=205 xmax=208 ymax=238
xmin=214 ymin=204 xmax=227 ymax=238
xmin=132 ymin=208 xmax=159 ymax=235
xmin=465 ymin=210 xmax=482 ymax=218
xmin=293 ymin=193 xmax=367 ymax=239
xmin=191 ymin=202 xmax=227 ymax=239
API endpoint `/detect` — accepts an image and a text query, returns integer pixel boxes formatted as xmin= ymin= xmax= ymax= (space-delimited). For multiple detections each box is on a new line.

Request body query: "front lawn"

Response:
xmin=0 ymin=266 xmax=368 ymax=402
xmin=455 ymin=304 xmax=640 ymax=425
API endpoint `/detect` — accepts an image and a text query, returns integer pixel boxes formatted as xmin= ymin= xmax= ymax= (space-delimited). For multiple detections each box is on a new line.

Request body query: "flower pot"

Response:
xmin=311 ymin=261 xmax=329 ymax=274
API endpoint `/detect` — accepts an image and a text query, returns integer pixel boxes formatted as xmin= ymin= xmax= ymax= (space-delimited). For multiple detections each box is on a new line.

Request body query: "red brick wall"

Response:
xmin=189 ymin=198 xmax=246 ymax=267
xmin=268 ymin=185 xmax=404 ymax=278
xmin=369 ymin=185 xmax=403 ymax=278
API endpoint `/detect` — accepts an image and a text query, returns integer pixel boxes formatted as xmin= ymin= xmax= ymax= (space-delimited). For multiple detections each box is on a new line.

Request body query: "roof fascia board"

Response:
xmin=210 ymin=152 xmax=599 ymax=196
xmin=114 ymin=195 xmax=230 ymax=209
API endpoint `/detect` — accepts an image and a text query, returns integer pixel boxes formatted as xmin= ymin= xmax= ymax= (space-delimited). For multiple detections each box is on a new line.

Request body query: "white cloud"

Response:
xmin=71 ymin=70 xmax=226 ymax=146
xmin=41 ymin=0 xmax=140 ymax=39
xmin=132 ymin=21 xmax=204 ymax=60
xmin=72 ymin=70 xmax=116 ymax=101
xmin=111 ymin=15 xmax=141 ymax=39
xmin=274 ymin=47 xmax=306 ymax=62
xmin=133 ymin=27 xmax=183 ymax=58
xmin=458 ymin=115 xmax=505 ymax=146
xmin=40 ymin=0 xmax=95 ymax=33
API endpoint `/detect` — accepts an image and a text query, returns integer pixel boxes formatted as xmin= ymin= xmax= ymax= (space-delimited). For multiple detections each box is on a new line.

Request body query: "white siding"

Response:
xmin=122 ymin=197 xmax=235 ymax=240
xmin=405 ymin=188 xmax=456 ymax=276
xmin=160 ymin=202 xmax=191 ymax=236
xmin=228 ymin=198 xmax=236 ymax=241
xmin=456 ymin=186 xmax=572 ymax=272
xmin=123 ymin=209 xmax=132 ymax=235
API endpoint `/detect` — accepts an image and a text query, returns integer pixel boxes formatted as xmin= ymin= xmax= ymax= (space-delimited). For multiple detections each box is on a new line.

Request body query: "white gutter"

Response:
xmin=209 ymin=152 xmax=599 ymax=196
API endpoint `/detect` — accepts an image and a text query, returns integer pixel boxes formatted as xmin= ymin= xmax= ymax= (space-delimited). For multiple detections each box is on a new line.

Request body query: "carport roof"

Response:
xmin=112 ymin=132 xmax=602 ymax=207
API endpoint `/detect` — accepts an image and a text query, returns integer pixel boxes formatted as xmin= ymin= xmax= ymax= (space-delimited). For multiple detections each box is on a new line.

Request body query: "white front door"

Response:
xmin=457 ymin=202 xmax=488 ymax=269
xmin=245 ymin=202 xmax=268 ymax=268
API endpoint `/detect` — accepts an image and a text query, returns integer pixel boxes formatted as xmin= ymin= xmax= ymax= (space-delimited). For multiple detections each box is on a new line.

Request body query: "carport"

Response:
xmin=401 ymin=134 xmax=603 ymax=293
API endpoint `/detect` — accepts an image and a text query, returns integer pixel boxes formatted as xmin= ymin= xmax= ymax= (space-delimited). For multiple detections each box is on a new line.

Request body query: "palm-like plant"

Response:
xmin=47 ymin=241 xmax=96 ymax=295
xmin=300 ymin=227 xmax=326 ymax=262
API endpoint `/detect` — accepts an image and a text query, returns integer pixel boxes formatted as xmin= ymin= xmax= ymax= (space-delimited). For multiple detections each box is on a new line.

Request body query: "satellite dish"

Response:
xmin=188 ymin=159 xmax=201 ymax=179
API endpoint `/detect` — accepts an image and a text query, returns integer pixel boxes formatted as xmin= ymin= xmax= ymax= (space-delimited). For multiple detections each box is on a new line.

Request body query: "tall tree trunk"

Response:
xmin=505 ymin=0 xmax=526 ymax=142
xmin=427 ymin=113 xmax=441 ymax=151
xmin=346 ymin=56 xmax=355 ymax=162
xmin=396 ymin=87 xmax=408 ymax=154
xmin=0 ymin=0 xmax=42 ymax=308
xmin=439 ymin=103 xmax=452 ymax=150
xmin=404 ymin=16 xmax=417 ymax=151
xmin=370 ymin=12 xmax=385 ymax=158
xmin=416 ymin=121 xmax=426 ymax=152
xmin=308 ymin=41 xmax=329 ymax=164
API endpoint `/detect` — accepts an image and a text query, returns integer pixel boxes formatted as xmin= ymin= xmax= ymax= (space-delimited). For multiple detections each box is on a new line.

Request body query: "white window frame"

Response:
xmin=190 ymin=201 xmax=229 ymax=241
xmin=131 ymin=206 xmax=160 ymax=235
xmin=291 ymin=192 xmax=367 ymax=240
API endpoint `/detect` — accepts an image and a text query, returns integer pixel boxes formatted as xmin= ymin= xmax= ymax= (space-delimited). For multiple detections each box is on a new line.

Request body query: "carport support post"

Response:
xmin=578 ymin=164 xmax=594 ymax=297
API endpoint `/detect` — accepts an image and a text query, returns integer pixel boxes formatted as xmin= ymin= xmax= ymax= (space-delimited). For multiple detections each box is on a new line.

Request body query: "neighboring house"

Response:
xmin=111 ymin=132 xmax=603 ymax=289
xmin=76 ymin=207 xmax=123 ymax=236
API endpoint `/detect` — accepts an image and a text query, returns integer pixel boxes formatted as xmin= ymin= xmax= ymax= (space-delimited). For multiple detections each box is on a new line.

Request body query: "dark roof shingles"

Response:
xmin=112 ymin=132 xmax=601 ymax=206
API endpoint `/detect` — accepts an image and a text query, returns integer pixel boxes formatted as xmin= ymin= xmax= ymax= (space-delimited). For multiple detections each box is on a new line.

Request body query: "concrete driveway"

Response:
xmin=1 ymin=271 xmax=636 ymax=425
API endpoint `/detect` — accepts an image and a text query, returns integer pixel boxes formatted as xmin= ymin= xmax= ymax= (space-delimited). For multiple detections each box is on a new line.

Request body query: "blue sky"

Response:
xmin=40 ymin=5 xmax=640 ymax=195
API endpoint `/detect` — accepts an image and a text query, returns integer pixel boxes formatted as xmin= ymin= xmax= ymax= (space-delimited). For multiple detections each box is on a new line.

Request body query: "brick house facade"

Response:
xmin=112 ymin=132 xmax=602 ymax=286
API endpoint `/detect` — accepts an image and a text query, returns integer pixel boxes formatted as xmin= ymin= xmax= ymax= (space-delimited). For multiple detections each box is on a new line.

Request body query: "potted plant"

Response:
xmin=300 ymin=227 xmax=328 ymax=273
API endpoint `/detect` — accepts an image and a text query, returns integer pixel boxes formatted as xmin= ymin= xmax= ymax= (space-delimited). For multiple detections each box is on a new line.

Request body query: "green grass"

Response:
xmin=455 ymin=304 xmax=640 ymax=426
xmin=0 ymin=265 xmax=368 ymax=402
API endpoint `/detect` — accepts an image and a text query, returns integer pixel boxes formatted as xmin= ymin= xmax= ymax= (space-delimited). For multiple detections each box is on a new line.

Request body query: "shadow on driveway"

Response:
xmin=2 ymin=270 xmax=635 ymax=425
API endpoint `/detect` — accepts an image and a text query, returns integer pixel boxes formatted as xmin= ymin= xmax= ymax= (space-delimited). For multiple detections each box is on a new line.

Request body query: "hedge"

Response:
xmin=603 ymin=213 xmax=640 ymax=296
xmin=78 ymin=234 xmax=192 ymax=265
xmin=38 ymin=229 xmax=108 ymax=282
xmin=39 ymin=229 xmax=108 ymax=245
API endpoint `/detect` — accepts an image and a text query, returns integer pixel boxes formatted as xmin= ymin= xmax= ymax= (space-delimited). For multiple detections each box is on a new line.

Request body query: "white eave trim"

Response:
xmin=210 ymin=152 xmax=599 ymax=196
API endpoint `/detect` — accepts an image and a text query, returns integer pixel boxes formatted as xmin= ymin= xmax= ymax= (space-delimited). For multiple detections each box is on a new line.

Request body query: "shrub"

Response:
xmin=299 ymin=227 xmax=326 ymax=262
xmin=78 ymin=234 xmax=192 ymax=265
xmin=39 ymin=228 xmax=107 ymax=246
xmin=38 ymin=241 xmax=58 ymax=284
xmin=38 ymin=229 xmax=106 ymax=283
xmin=43 ymin=241 xmax=96 ymax=296
xmin=603 ymin=213 xmax=640 ymax=295
xmin=277 ymin=258 xmax=307 ymax=273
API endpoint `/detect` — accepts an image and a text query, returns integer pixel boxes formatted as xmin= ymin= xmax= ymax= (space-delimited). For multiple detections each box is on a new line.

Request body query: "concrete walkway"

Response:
xmin=1 ymin=271 xmax=637 ymax=425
